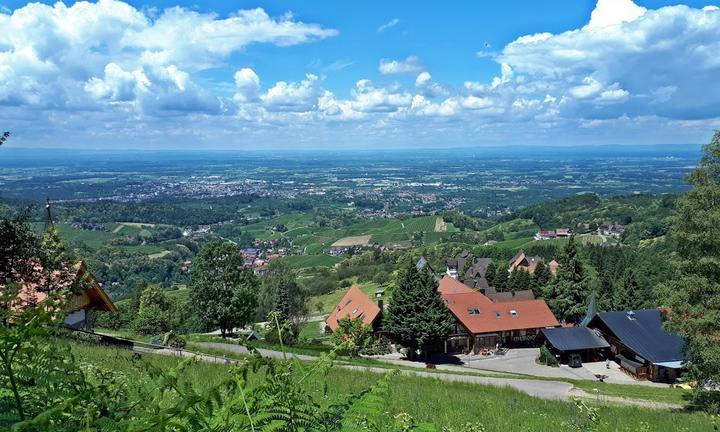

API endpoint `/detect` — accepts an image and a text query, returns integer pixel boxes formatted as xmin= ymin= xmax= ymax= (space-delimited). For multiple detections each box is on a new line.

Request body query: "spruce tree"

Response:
xmin=612 ymin=268 xmax=643 ymax=311
xmin=484 ymin=260 xmax=497 ymax=287
xmin=544 ymin=236 xmax=589 ymax=323
xmin=384 ymin=262 xmax=454 ymax=359
xmin=533 ymin=260 xmax=551 ymax=288
xmin=493 ymin=264 xmax=509 ymax=292
xmin=663 ymin=131 xmax=720 ymax=409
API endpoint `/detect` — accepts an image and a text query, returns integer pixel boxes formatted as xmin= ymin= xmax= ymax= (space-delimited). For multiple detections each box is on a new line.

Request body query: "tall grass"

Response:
xmin=71 ymin=342 xmax=713 ymax=431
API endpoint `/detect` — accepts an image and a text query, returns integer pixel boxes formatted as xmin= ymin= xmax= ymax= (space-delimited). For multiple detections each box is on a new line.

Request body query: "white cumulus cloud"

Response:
xmin=378 ymin=56 xmax=424 ymax=75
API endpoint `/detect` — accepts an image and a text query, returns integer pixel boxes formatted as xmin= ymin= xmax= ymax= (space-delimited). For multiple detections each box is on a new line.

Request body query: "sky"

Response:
xmin=1 ymin=0 xmax=719 ymax=150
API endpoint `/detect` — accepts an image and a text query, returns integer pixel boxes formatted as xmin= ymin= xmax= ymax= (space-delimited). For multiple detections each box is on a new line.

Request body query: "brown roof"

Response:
xmin=438 ymin=275 xmax=476 ymax=295
xmin=15 ymin=261 xmax=117 ymax=313
xmin=325 ymin=285 xmax=381 ymax=332
xmin=486 ymin=289 xmax=536 ymax=303
xmin=508 ymin=251 xmax=544 ymax=274
xmin=441 ymin=288 xmax=558 ymax=334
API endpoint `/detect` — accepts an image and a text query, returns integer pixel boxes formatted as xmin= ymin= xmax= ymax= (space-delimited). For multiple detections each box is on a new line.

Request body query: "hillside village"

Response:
xmin=324 ymin=250 xmax=685 ymax=384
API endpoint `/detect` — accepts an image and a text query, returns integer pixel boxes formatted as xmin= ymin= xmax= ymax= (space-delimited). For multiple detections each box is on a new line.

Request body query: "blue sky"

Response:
xmin=0 ymin=0 xmax=719 ymax=149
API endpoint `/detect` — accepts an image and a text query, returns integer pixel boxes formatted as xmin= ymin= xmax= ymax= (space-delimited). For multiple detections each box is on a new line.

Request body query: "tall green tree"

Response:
xmin=258 ymin=259 xmax=307 ymax=325
xmin=493 ymin=264 xmax=509 ymax=292
xmin=533 ymin=260 xmax=551 ymax=288
xmin=484 ymin=260 xmax=497 ymax=288
xmin=133 ymin=285 xmax=174 ymax=335
xmin=662 ymin=131 xmax=720 ymax=411
xmin=189 ymin=241 xmax=258 ymax=337
xmin=544 ymin=236 xmax=589 ymax=323
xmin=384 ymin=262 xmax=454 ymax=359
xmin=612 ymin=269 xmax=644 ymax=311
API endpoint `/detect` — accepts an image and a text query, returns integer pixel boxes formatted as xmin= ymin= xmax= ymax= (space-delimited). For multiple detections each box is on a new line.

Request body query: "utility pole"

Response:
xmin=44 ymin=197 xmax=55 ymax=232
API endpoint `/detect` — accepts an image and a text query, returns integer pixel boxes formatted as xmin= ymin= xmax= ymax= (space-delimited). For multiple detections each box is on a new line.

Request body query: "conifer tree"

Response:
xmin=384 ymin=262 xmax=454 ymax=359
xmin=663 ymin=131 xmax=720 ymax=409
xmin=544 ymin=236 xmax=589 ymax=323
xmin=612 ymin=268 xmax=643 ymax=311
xmin=533 ymin=260 xmax=551 ymax=288
xmin=484 ymin=260 xmax=497 ymax=287
xmin=493 ymin=264 xmax=509 ymax=292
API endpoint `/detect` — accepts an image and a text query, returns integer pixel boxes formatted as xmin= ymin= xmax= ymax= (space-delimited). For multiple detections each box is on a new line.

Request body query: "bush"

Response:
xmin=538 ymin=344 xmax=559 ymax=367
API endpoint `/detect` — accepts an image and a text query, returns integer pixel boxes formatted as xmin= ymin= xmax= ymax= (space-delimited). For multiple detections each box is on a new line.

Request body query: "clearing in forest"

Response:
xmin=331 ymin=235 xmax=372 ymax=247
xmin=434 ymin=216 xmax=447 ymax=232
xmin=113 ymin=222 xmax=157 ymax=233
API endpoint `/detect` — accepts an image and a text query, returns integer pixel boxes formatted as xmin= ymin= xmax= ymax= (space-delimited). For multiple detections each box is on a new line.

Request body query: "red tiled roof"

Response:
xmin=325 ymin=285 xmax=381 ymax=332
xmin=437 ymin=276 xmax=558 ymax=333
xmin=438 ymin=275 xmax=477 ymax=295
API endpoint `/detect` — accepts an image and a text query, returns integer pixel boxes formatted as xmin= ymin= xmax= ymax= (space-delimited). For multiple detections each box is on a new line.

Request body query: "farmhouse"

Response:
xmin=601 ymin=222 xmax=625 ymax=237
xmin=438 ymin=276 xmax=559 ymax=354
xmin=588 ymin=309 xmax=685 ymax=382
xmin=325 ymin=285 xmax=383 ymax=333
xmin=446 ymin=251 xmax=493 ymax=291
xmin=508 ymin=250 xmax=558 ymax=275
xmin=15 ymin=261 xmax=117 ymax=331
xmin=534 ymin=230 xmax=557 ymax=240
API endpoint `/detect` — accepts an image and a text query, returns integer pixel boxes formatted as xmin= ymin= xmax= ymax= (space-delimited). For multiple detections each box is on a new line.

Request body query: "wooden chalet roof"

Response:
xmin=325 ymin=285 xmax=381 ymax=332
xmin=16 ymin=261 xmax=117 ymax=313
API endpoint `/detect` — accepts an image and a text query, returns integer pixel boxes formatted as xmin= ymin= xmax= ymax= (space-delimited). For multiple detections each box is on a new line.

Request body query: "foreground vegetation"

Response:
xmin=67 ymin=342 xmax=715 ymax=432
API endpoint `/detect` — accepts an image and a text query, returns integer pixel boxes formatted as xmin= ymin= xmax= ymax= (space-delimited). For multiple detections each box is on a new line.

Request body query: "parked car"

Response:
xmin=568 ymin=353 xmax=583 ymax=368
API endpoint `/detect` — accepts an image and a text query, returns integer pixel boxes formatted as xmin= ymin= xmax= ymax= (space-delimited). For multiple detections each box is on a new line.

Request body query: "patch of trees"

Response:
xmin=441 ymin=210 xmax=489 ymax=231
xmin=661 ymin=132 xmax=720 ymax=412
xmin=384 ymin=262 xmax=454 ymax=359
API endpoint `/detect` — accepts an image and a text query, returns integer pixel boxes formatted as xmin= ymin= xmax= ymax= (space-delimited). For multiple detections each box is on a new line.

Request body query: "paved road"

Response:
xmin=150 ymin=343 xmax=681 ymax=408
xmin=199 ymin=342 xmax=318 ymax=361
xmin=460 ymin=348 xmax=598 ymax=381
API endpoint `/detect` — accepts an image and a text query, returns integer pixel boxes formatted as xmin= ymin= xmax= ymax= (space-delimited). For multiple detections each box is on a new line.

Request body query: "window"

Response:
xmin=509 ymin=309 xmax=518 ymax=317
xmin=352 ymin=308 xmax=358 ymax=314
xmin=345 ymin=299 xmax=352 ymax=306
xmin=495 ymin=311 xmax=501 ymax=318
xmin=467 ymin=308 xmax=480 ymax=315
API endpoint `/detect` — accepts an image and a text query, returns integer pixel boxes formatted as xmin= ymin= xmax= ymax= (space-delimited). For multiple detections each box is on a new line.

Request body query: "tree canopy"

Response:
xmin=663 ymin=131 xmax=720 ymax=411
xmin=189 ymin=241 xmax=258 ymax=336
xmin=384 ymin=262 xmax=454 ymax=359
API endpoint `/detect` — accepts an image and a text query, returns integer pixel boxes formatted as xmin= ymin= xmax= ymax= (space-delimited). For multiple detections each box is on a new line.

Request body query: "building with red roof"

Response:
xmin=438 ymin=276 xmax=559 ymax=353
xmin=325 ymin=285 xmax=382 ymax=333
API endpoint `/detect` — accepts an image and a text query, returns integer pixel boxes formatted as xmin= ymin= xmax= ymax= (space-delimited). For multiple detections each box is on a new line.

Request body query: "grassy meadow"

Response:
xmin=70 ymin=342 xmax=715 ymax=432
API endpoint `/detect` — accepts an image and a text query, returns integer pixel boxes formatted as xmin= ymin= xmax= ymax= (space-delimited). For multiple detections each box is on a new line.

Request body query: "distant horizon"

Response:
xmin=0 ymin=142 xmax=705 ymax=154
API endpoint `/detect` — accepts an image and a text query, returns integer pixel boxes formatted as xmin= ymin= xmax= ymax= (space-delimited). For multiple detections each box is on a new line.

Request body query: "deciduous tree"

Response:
xmin=189 ymin=241 xmax=258 ymax=337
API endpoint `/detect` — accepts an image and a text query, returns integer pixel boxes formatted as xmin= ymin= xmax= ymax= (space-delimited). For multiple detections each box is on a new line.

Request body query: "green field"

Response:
xmin=69 ymin=343 xmax=714 ymax=432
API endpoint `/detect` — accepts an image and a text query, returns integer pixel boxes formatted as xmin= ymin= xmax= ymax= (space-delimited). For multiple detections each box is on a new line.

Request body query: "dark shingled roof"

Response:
xmin=542 ymin=327 xmax=610 ymax=352
xmin=592 ymin=309 xmax=684 ymax=364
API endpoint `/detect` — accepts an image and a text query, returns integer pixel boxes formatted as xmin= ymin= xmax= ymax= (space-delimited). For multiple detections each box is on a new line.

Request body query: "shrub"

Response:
xmin=538 ymin=344 xmax=559 ymax=367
